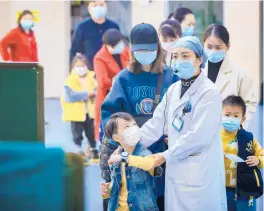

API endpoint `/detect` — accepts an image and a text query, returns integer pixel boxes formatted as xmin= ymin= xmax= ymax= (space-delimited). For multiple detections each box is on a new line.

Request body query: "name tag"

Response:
xmin=172 ymin=114 xmax=184 ymax=132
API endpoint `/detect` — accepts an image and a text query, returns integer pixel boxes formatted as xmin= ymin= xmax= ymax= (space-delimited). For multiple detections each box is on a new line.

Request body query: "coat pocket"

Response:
xmin=131 ymin=168 xmax=145 ymax=184
xmin=184 ymin=155 xmax=208 ymax=187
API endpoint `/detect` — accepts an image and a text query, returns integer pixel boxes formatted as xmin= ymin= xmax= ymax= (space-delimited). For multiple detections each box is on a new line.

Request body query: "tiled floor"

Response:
xmin=45 ymin=99 xmax=263 ymax=211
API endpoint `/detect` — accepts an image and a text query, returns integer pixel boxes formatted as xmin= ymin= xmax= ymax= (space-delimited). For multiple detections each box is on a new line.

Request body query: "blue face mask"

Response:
xmin=112 ymin=42 xmax=124 ymax=55
xmin=134 ymin=50 xmax=157 ymax=65
xmin=205 ymin=49 xmax=226 ymax=63
xmin=90 ymin=6 xmax=107 ymax=19
xmin=221 ymin=116 xmax=241 ymax=132
xmin=183 ymin=26 xmax=194 ymax=36
xmin=20 ymin=20 xmax=34 ymax=30
xmin=172 ymin=60 xmax=196 ymax=80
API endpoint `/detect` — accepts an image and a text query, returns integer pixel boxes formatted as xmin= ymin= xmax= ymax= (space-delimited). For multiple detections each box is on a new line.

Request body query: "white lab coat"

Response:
xmin=140 ymin=72 xmax=227 ymax=211
xmin=203 ymin=57 xmax=258 ymax=128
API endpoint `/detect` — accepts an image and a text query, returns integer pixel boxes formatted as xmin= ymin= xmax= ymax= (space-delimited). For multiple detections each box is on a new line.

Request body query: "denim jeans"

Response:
xmin=226 ymin=188 xmax=256 ymax=211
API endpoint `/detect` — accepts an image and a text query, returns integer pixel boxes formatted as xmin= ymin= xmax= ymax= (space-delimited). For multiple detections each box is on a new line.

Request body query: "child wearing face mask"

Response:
xmin=221 ymin=95 xmax=263 ymax=211
xmin=61 ymin=53 xmax=99 ymax=164
xmin=100 ymin=112 xmax=162 ymax=211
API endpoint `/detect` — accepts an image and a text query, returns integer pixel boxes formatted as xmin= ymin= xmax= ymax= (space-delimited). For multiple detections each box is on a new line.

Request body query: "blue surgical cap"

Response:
xmin=173 ymin=36 xmax=207 ymax=68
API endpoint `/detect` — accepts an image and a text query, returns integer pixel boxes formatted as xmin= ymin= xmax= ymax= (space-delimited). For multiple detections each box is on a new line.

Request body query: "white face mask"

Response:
xmin=123 ymin=126 xmax=141 ymax=146
xmin=161 ymin=40 xmax=177 ymax=51
xmin=75 ymin=67 xmax=87 ymax=77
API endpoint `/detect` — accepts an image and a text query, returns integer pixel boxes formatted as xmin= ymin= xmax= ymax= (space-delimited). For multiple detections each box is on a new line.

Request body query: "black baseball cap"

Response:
xmin=130 ymin=23 xmax=159 ymax=52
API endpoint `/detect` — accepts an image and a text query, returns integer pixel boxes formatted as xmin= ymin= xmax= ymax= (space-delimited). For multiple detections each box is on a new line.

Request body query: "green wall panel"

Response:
xmin=0 ymin=63 xmax=44 ymax=141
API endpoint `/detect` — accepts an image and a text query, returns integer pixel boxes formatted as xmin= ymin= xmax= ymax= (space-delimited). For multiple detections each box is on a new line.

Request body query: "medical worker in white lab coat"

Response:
xmin=140 ymin=36 xmax=227 ymax=211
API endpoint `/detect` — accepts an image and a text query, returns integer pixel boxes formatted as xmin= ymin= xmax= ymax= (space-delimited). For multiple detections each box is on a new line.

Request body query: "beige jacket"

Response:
xmin=203 ymin=57 xmax=258 ymax=128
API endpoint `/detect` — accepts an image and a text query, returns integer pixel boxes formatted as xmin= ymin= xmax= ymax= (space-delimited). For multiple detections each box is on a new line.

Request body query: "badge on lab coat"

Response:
xmin=172 ymin=114 xmax=184 ymax=132
xmin=172 ymin=101 xmax=192 ymax=132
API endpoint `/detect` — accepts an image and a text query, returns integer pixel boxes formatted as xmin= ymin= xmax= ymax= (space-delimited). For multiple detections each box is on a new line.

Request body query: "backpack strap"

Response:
xmin=152 ymin=73 xmax=164 ymax=112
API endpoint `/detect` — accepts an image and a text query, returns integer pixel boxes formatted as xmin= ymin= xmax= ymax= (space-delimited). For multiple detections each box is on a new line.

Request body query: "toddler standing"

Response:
xmin=61 ymin=53 xmax=99 ymax=163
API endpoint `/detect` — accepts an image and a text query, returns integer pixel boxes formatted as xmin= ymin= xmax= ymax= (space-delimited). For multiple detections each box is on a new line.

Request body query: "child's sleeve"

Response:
xmin=64 ymin=86 xmax=88 ymax=102
xmin=253 ymin=139 xmax=264 ymax=168
xmin=128 ymin=156 xmax=162 ymax=177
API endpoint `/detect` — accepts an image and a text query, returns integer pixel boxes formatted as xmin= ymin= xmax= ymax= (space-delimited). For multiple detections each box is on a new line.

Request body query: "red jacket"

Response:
xmin=0 ymin=27 xmax=38 ymax=62
xmin=94 ymin=45 xmax=129 ymax=140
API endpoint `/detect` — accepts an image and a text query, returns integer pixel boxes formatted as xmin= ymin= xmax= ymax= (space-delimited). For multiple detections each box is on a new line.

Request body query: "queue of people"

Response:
xmin=96 ymin=3 xmax=262 ymax=211
xmin=1 ymin=1 xmax=262 ymax=211
xmin=63 ymin=1 xmax=262 ymax=211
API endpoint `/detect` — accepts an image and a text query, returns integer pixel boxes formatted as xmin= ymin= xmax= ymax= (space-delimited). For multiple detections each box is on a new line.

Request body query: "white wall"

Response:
xmin=224 ymin=0 xmax=261 ymax=100
xmin=131 ymin=0 xmax=166 ymax=29
xmin=0 ymin=1 xmax=71 ymax=98
xmin=0 ymin=2 xmax=11 ymax=39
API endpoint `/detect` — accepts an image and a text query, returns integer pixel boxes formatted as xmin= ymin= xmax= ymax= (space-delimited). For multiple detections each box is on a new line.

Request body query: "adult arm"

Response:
xmin=32 ymin=34 xmax=38 ymax=62
xmin=0 ymin=29 xmax=16 ymax=61
xmin=140 ymin=85 xmax=174 ymax=148
xmin=94 ymin=58 xmax=111 ymax=138
xmin=101 ymin=75 xmax=129 ymax=128
xmin=94 ymin=57 xmax=112 ymax=89
xmin=163 ymin=90 xmax=222 ymax=162
xmin=128 ymin=156 xmax=155 ymax=176
xmin=238 ymin=70 xmax=258 ymax=128
xmin=64 ymin=86 xmax=88 ymax=102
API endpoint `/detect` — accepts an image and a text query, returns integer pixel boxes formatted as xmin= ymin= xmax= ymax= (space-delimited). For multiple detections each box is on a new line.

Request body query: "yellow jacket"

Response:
xmin=221 ymin=129 xmax=264 ymax=188
xmin=61 ymin=71 xmax=97 ymax=122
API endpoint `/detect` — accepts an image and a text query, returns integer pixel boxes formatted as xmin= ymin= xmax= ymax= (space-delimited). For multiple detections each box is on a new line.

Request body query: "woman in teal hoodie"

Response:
xmin=99 ymin=23 xmax=179 ymax=211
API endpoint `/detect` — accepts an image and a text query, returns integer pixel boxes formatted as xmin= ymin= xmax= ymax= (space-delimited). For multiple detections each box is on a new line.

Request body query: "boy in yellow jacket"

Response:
xmin=61 ymin=53 xmax=99 ymax=163
xmin=221 ymin=95 xmax=263 ymax=211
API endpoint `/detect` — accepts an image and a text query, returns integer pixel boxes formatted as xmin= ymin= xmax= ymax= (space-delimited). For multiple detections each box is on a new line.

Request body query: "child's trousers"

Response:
xmin=71 ymin=114 xmax=96 ymax=148
xmin=226 ymin=188 xmax=256 ymax=211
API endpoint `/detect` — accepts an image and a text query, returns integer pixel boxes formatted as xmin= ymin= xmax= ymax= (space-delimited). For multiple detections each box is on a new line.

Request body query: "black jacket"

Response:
xmin=236 ymin=129 xmax=263 ymax=199
xmin=99 ymin=136 xmax=118 ymax=182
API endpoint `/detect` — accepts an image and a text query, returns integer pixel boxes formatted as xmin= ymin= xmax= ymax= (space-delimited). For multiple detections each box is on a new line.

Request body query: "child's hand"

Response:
xmin=100 ymin=182 xmax=110 ymax=196
xmin=113 ymin=146 xmax=122 ymax=155
xmin=164 ymin=138 xmax=168 ymax=145
xmin=108 ymin=154 xmax=122 ymax=165
xmin=246 ymin=156 xmax=260 ymax=167
xmin=88 ymin=92 xmax=96 ymax=99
